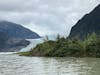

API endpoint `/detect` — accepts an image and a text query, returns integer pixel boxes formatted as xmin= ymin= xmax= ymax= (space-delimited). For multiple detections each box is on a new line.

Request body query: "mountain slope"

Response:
xmin=69 ymin=4 xmax=100 ymax=39
xmin=0 ymin=21 xmax=40 ymax=39
xmin=0 ymin=32 xmax=30 ymax=52
xmin=0 ymin=21 xmax=41 ymax=52
xmin=0 ymin=32 xmax=9 ymax=48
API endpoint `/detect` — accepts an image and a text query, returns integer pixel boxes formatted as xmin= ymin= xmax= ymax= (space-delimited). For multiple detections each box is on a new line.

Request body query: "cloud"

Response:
xmin=0 ymin=0 xmax=99 ymax=36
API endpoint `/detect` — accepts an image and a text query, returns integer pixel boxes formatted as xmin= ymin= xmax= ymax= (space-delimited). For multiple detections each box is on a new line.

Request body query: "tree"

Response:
xmin=44 ymin=35 xmax=49 ymax=42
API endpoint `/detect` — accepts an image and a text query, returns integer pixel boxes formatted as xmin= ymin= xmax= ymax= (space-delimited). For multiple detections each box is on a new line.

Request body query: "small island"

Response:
xmin=19 ymin=33 xmax=100 ymax=57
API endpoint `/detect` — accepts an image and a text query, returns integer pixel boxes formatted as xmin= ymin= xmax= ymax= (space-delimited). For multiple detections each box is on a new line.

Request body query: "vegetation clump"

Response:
xmin=19 ymin=33 xmax=100 ymax=57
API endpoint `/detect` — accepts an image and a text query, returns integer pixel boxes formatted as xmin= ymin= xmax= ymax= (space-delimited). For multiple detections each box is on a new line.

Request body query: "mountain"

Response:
xmin=0 ymin=21 xmax=41 ymax=52
xmin=0 ymin=21 xmax=40 ymax=39
xmin=0 ymin=32 xmax=30 ymax=52
xmin=69 ymin=4 xmax=100 ymax=39
xmin=0 ymin=32 xmax=9 ymax=48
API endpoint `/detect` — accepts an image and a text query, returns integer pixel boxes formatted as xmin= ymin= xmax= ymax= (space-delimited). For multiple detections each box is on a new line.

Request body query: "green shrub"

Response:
xmin=19 ymin=33 xmax=100 ymax=57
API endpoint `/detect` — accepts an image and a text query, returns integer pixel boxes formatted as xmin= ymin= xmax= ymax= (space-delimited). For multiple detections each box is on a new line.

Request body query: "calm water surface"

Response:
xmin=0 ymin=53 xmax=100 ymax=75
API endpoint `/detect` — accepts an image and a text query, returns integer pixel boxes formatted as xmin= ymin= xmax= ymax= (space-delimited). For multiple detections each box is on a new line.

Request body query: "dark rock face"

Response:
xmin=0 ymin=21 xmax=40 ymax=52
xmin=0 ymin=21 xmax=40 ymax=39
xmin=69 ymin=4 xmax=100 ymax=39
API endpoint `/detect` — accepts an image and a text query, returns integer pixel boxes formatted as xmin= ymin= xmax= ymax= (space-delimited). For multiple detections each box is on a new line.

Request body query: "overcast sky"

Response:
xmin=0 ymin=0 xmax=99 ymax=36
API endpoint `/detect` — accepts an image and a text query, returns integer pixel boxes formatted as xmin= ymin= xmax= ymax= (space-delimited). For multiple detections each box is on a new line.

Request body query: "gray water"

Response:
xmin=0 ymin=53 xmax=100 ymax=75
